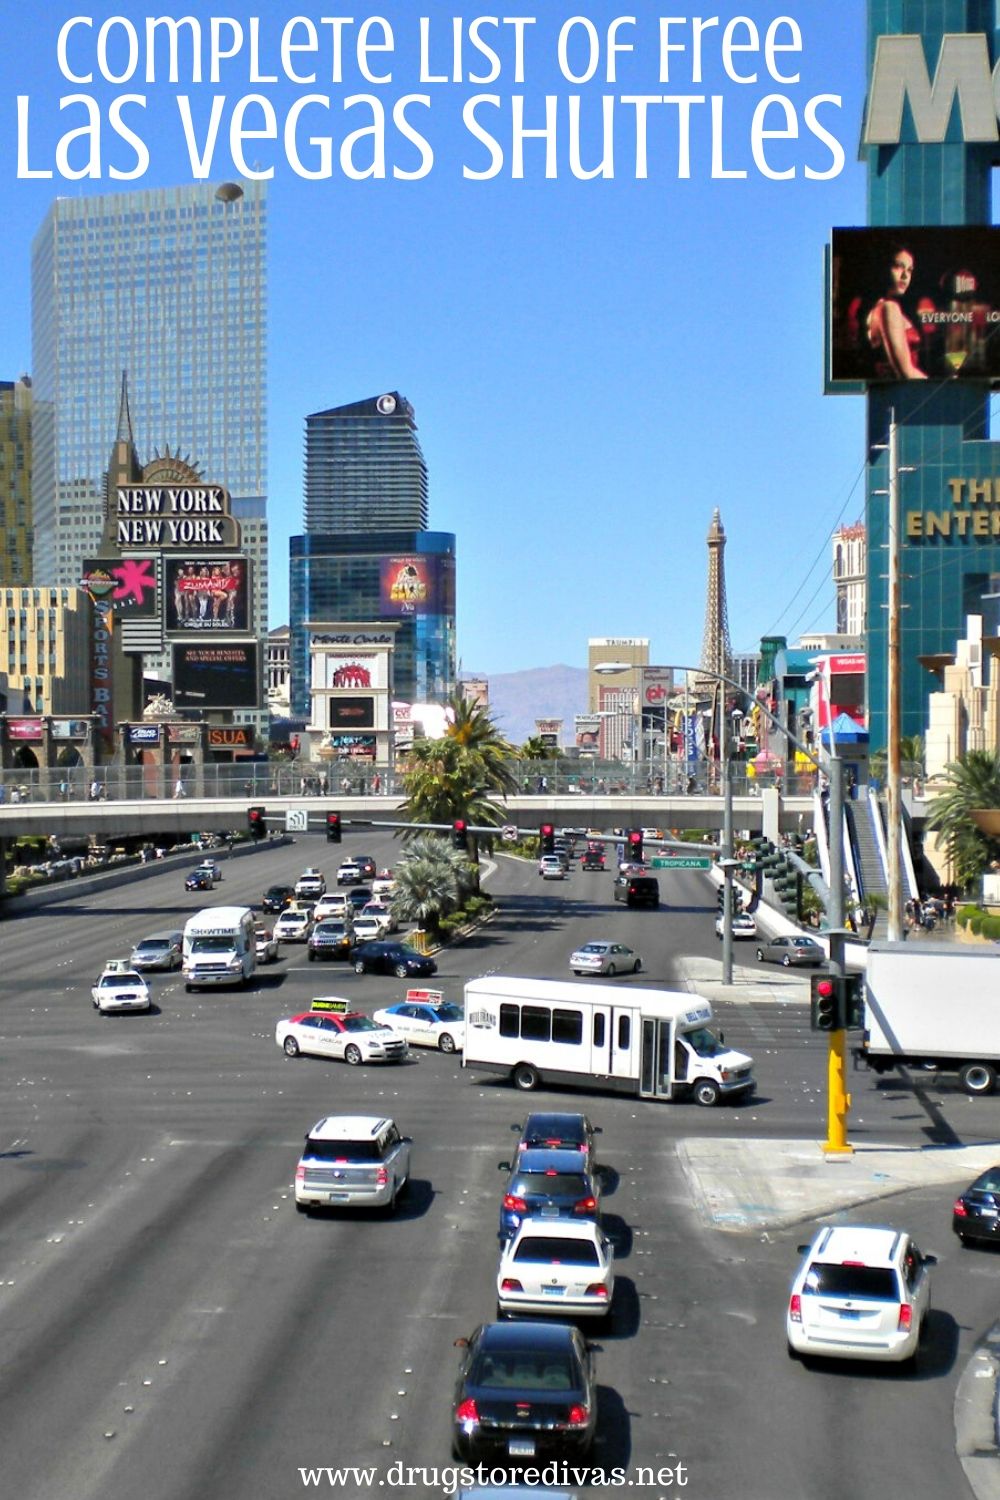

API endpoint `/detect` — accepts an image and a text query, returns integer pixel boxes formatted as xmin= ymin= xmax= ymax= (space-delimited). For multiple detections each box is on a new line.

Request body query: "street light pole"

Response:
xmin=719 ymin=684 xmax=734 ymax=986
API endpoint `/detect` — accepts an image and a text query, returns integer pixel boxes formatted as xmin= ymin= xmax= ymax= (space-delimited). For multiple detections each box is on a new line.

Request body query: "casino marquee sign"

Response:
xmin=115 ymin=485 xmax=240 ymax=549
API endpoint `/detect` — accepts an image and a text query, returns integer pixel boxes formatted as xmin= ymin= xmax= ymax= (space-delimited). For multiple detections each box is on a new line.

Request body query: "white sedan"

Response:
xmin=372 ymin=1000 xmax=465 ymax=1053
xmin=91 ymin=968 xmax=151 ymax=1014
xmin=275 ymin=1010 xmax=408 ymax=1065
xmin=351 ymin=914 xmax=385 ymax=945
xmin=254 ymin=925 xmax=279 ymax=963
xmin=273 ymin=909 xmax=313 ymax=943
xmin=714 ymin=912 xmax=758 ymax=939
xmin=497 ymin=1218 xmax=614 ymax=1319
xmin=362 ymin=901 xmax=396 ymax=934
xmin=570 ymin=941 xmax=642 ymax=977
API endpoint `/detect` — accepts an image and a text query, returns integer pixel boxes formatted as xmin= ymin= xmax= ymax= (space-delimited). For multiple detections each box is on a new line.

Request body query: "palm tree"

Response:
xmin=398 ymin=694 xmax=518 ymax=849
xmin=926 ymin=750 xmax=1000 ymax=888
xmin=390 ymin=834 xmax=473 ymax=937
xmin=870 ymin=735 xmax=925 ymax=785
xmin=521 ymin=735 xmax=559 ymax=762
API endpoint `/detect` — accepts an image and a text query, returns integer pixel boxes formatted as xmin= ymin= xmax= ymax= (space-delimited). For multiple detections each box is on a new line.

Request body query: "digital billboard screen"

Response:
xmin=380 ymin=554 xmax=455 ymax=617
xmin=829 ymin=228 xmax=1000 ymax=385
xmin=81 ymin=557 xmax=159 ymax=618
xmin=172 ymin=643 xmax=260 ymax=710
xmin=329 ymin=696 xmax=375 ymax=731
xmin=164 ymin=557 xmax=250 ymax=633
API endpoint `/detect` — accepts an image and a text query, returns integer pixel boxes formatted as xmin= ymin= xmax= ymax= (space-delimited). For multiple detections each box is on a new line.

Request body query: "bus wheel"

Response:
xmin=692 ymin=1078 xmax=720 ymax=1107
xmin=960 ymin=1062 xmax=996 ymax=1097
xmin=513 ymin=1063 xmax=540 ymax=1091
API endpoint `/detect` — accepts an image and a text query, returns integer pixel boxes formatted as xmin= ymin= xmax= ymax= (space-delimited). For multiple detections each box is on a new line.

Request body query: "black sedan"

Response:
xmin=352 ymin=941 xmax=437 ymax=979
xmin=185 ymin=871 xmax=214 ymax=892
xmin=953 ymin=1165 xmax=1000 ymax=1246
xmin=354 ymin=854 xmax=377 ymax=878
xmin=262 ymin=884 xmax=295 ymax=914
xmin=512 ymin=1112 xmax=601 ymax=1169
xmin=451 ymin=1320 xmax=597 ymax=1465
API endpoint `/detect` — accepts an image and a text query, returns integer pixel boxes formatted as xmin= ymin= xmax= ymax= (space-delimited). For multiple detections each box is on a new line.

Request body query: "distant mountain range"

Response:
xmin=466 ymin=665 xmax=588 ymax=747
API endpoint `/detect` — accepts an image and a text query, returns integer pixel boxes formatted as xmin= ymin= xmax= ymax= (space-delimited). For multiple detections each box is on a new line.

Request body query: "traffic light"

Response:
xmin=326 ymin=811 xmax=342 ymax=843
xmin=844 ymin=972 xmax=865 ymax=1030
xmin=759 ymin=840 xmax=782 ymax=873
xmin=452 ymin=818 xmax=468 ymax=849
xmin=810 ymin=973 xmax=844 ymax=1032
xmin=717 ymin=887 xmax=726 ymax=913
xmin=247 ymin=805 xmax=266 ymax=840
xmin=539 ymin=823 xmax=555 ymax=855
xmin=626 ymin=829 xmax=644 ymax=864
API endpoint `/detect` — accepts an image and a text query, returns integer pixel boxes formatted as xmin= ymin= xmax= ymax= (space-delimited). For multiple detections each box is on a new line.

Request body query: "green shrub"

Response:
xmin=956 ymin=905 xmax=977 ymax=930
xmin=982 ymin=914 xmax=1000 ymax=941
xmin=969 ymin=910 xmax=985 ymax=935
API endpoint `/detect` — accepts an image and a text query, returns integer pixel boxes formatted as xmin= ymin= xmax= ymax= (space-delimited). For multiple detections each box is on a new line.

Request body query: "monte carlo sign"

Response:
xmin=864 ymin=33 xmax=1000 ymax=144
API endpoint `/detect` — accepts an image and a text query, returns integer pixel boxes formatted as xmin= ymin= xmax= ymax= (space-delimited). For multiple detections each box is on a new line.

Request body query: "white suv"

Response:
xmin=295 ymin=868 xmax=326 ymax=898
xmin=294 ymin=1115 xmax=411 ymax=1213
xmin=786 ymin=1224 xmax=936 ymax=1365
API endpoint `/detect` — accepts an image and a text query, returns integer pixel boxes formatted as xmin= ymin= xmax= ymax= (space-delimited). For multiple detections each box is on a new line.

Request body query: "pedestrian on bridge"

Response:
xmin=173 ymin=778 xmax=186 ymax=799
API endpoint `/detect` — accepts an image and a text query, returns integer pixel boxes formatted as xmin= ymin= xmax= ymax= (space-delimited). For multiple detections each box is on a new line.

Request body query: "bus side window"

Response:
xmin=499 ymin=1004 xmax=519 ymax=1038
xmin=617 ymin=1015 xmax=631 ymax=1051
xmin=593 ymin=1013 xmax=606 ymax=1048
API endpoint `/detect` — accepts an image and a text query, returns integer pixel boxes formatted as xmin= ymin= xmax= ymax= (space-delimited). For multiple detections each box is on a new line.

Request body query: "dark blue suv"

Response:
xmin=496 ymin=1148 xmax=601 ymax=1241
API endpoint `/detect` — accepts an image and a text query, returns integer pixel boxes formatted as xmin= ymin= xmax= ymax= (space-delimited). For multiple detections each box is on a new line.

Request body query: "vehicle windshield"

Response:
xmin=684 ymin=1026 xmax=724 ymax=1058
xmin=513 ymin=1237 xmax=599 ymax=1265
xmin=304 ymin=1139 xmax=382 ymax=1162
xmin=512 ymin=1173 xmax=590 ymax=1198
xmin=470 ymin=1349 xmax=579 ymax=1391
xmin=432 ymin=1004 xmax=464 ymax=1021
xmin=340 ymin=1015 xmax=383 ymax=1033
xmin=100 ymin=973 xmax=141 ymax=987
xmin=315 ymin=922 xmax=347 ymax=936
xmin=190 ymin=936 xmax=235 ymax=953
xmin=804 ymin=1264 xmax=899 ymax=1299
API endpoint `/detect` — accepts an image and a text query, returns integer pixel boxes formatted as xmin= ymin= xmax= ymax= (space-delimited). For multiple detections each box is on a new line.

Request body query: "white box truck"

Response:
xmin=183 ymin=906 xmax=256 ymax=991
xmin=462 ymin=976 xmax=754 ymax=1106
xmin=856 ymin=941 xmax=1000 ymax=1096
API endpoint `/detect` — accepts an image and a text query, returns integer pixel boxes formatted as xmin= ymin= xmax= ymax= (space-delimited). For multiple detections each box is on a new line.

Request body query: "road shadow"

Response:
xmin=298 ymin=1177 xmax=434 ymax=1222
xmin=602 ymin=1214 xmax=633 ymax=1258
xmin=793 ymin=1308 xmax=959 ymax=1381
xmin=605 ymin=1276 xmax=641 ymax=1339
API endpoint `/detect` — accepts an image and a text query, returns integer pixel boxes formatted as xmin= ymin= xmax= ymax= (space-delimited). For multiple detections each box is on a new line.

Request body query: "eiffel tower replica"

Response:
xmin=693 ymin=509 xmax=734 ymax=780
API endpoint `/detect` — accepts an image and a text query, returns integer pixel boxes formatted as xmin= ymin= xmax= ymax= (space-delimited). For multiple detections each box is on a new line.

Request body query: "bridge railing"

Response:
xmin=0 ymin=759 xmax=821 ymax=806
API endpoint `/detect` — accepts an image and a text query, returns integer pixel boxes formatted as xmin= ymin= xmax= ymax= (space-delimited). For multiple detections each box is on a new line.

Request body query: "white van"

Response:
xmin=182 ymin=906 xmax=256 ymax=991
xmin=462 ymin=976 xmax=754 ymax=1106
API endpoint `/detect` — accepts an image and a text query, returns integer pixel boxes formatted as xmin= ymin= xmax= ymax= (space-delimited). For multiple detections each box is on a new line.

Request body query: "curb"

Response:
xmin=956 ymin=1320 xmax=1000 ymax=1500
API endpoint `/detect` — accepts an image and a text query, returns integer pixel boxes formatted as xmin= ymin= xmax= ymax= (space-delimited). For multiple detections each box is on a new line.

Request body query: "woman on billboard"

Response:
xmin=864 ymin=245 xmax=928 ymax=380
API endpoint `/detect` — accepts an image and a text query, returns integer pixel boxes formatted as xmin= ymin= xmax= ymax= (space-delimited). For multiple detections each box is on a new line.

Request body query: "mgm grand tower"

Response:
xmin=828 ymin=2 xmax=1000 ymax=750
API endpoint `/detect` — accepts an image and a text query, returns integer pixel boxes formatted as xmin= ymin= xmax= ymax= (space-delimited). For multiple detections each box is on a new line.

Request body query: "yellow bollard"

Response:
xmin=824 ymin=1029 xmax=853 ymax=1155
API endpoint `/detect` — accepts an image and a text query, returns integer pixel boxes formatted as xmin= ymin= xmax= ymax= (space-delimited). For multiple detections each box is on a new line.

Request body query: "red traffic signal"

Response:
xmin=452 ymin=819 xmax=468 ymax=849
xmin=539 ymin=823 xmax=555 ymax=854
xmin=326 ymin=811 xmax=342 ymax=843
xmin=247 ymin=805 xmax=266 ymax=839
xmin=626 ymin=828 xmax=644 ymax=863
xmin=810 ymin=973 xmax=843 ymax=1031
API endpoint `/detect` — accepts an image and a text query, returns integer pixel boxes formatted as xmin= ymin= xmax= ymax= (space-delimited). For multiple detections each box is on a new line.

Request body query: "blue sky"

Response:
xmin=1 ymin=3 xmax=882 ymax=676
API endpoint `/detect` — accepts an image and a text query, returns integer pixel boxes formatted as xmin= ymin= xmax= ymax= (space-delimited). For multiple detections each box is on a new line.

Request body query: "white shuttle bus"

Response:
xmin=183 ymin=906 xmax=256 ymax=991
xmin=462 ymin=976 xmax=754 ymax=1106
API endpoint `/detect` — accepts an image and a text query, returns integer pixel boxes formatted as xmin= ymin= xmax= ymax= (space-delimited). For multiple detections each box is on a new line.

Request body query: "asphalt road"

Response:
xmin=2 ymin=837 xmax=999 ymax=1500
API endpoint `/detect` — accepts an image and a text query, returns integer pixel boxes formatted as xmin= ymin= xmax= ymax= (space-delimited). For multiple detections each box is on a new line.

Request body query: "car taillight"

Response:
xmin=567 ymin=1403 xmax=589 ymax=1427
xmin=295 ymin=1164 xmax=305 ymax=1181
xmin=585 ymin=1283 xmax=608 ymax=1299
xmin=455 ymin=1398 xmax=479 ymax=1425
xmin=788 ymin=1293 xmax=802 ymax=1323
xmin=897 ymin=1303 xmax=912 ymax=1332
xmin=503 ymin=1195 xmax=528 ymax=1213
xmin=376 ymin=1168 xmax=388 ymax=1187
xmin=500 ymin=1278 xmax=523 ymax=1293
xmin=954 ymin=1198 xmax=969 ymax=1217
xmin=573 ymin=1197 xmax=598 ymax=1214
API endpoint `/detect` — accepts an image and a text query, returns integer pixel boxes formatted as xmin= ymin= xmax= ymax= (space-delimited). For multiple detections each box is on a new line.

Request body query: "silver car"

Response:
xmin=756 ymin=935 xmax=825 ymax=967
xmin=570 ymin=941 xmax=642 ymax=976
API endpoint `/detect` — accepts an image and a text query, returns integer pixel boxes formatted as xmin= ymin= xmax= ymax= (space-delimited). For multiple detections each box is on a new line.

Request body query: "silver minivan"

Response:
xmin=130 ymin=930 xmax=184 ymax=971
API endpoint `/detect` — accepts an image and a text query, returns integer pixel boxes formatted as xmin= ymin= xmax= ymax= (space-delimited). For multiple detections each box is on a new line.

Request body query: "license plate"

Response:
xmin=838 ymin=1309 xmax=861 ymax=1320
xmin=543 ymin=1286 xmax=565 ymax=1296
xmin=508 ymin=1439 xmax=535 ymax=1457
xmin=975 ymin=1207 xmax=998 ymax=1218
xmin=328 ymin=1192 xmax=349 ymax=1202
xmin=540 ymin=1206 xmax=559 ymax=1217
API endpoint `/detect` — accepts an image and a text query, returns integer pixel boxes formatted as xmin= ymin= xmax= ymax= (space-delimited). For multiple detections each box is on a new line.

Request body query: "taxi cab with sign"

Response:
xmin=92 ymin=960 xmax=151 ymax=1014
xmin=276 ymin=1005 xmax=408 ymax=1066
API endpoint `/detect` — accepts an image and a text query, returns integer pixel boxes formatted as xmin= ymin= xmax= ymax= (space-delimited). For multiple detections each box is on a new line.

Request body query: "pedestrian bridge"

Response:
xmin=0 ymin=790 xmax=817 ymax=842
